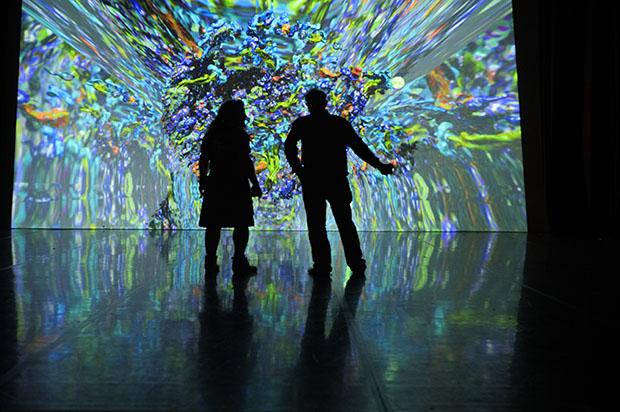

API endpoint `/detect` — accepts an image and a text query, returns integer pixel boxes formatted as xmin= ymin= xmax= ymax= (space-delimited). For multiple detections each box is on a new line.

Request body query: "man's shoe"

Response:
xmin=232 ymin=256 xmax=258 ymax=274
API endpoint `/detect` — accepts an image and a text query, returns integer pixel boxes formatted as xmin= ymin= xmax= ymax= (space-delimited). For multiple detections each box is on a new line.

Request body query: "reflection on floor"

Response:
xmin=0 ymin=230 xmax=611 ymax=410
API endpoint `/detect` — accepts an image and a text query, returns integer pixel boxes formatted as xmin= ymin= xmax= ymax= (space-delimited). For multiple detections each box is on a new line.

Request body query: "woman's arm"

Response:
xmin=244 ymin=134 xmax=262 ymax=197
xmin=247 ymin=156 xmax=259 ymax=186
xmin=198 ymin=135 xmax=210 ymax=194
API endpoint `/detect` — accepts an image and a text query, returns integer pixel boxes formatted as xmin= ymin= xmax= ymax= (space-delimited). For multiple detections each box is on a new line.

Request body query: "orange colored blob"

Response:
xmin=22 ymin=104 xmax=69 ymax=128
xmin=255 ymin=160 xmax=268 ymax=173
xmin=145 ymin=0 xmax=200 ymax=57
xmin=427 ymin=67 xmax=451 ymax=99
xmin=319 ymin=67 xmax=340 ymax=78
xmin=341 ymin=103 xmax=354 ymax=118
xmin=486 ymin=69 xmax=497 ymax=84
xmin=426 ymin=67 xmax=455 ymax=109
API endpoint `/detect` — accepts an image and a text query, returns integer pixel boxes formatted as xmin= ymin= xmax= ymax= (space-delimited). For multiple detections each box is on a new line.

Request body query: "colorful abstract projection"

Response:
xmin=14 ymin=0 xmax=525 ymax=231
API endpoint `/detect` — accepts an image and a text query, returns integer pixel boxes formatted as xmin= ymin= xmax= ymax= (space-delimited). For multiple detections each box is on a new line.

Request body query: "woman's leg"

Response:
xmin=232 ymin=226 xmax=249 ymax=259
xmin=232 ymin=226 xmax=256 ymax=273
xmin=204 ymin=225 xmax=221 ymax=268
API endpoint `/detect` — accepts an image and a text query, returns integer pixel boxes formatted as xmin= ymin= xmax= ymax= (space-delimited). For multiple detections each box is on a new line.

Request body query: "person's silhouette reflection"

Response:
xmin=198 ymin=100 xmax=262 ymax=274
xmin=294 ymin=275 xmax=366 ymax=410
xmin=285 ymin=89 xmax=394 ymax=277
xmin=198 ymin=267 xmax=256 ymax=411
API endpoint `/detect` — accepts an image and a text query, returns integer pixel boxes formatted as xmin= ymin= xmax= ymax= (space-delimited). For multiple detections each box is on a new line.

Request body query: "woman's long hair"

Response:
xmin=208 ymin=100 xmax=246 ymax=134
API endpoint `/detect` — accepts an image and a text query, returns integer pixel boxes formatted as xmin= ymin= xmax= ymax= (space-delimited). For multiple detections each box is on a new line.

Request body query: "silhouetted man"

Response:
xmin=292 ymin=275 xmax=366 ymax=409
xmin=285 ymin=89 xmax=394 ymax=276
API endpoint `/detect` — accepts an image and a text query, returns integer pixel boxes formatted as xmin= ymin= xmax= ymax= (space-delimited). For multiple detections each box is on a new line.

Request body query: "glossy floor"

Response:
xmin=0 ymin=230 xmax=615 ymax=411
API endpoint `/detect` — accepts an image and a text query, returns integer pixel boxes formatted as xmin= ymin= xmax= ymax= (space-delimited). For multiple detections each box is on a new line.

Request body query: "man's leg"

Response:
xmin=303 ymin=183 xmax=331 ymax=272
xmin=329 ymin=192 xmax=365 ymax=273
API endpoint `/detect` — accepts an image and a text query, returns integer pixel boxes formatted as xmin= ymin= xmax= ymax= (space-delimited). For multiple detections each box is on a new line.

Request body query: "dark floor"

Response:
xmin=0 ymin=230 xmax=616 ymax=411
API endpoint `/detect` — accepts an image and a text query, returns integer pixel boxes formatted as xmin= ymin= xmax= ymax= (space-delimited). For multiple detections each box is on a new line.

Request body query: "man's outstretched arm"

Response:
xmin=284 ymin=121 xmax=303 ymax=175
xmin=347 ymin=123 xmax=394 ymax=175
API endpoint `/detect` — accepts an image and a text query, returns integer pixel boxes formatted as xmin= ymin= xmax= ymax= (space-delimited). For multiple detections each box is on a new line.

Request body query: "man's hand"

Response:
xmin=378 ymin=162 xmax=395 ymax=175
xmin=250 ymin=183 xmax=263 ymax=198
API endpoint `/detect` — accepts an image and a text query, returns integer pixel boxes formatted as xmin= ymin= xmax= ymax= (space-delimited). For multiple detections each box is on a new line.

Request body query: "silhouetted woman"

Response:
xmin=198 ymin=274 xmax=256 ymax=411
xmin=199 ymin=100 xmax=262 ymax=273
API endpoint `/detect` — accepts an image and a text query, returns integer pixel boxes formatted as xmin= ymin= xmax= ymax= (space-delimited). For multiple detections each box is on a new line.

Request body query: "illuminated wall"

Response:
xmin=14 ymin=0 xmax=526 ymax=230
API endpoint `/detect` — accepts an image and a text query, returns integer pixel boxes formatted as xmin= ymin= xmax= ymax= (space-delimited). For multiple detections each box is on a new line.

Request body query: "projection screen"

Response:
xmin=13 ymin=0 xmax=526 ymax=230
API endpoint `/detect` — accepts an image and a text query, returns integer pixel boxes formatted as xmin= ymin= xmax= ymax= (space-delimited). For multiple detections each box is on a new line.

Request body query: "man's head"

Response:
xmin=304 ymin=89 xmax=328 ymax=114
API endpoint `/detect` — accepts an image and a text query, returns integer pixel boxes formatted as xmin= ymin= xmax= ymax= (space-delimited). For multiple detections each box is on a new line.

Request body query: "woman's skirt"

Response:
xmin=199 ymin=175 xmax=254 ymax=228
